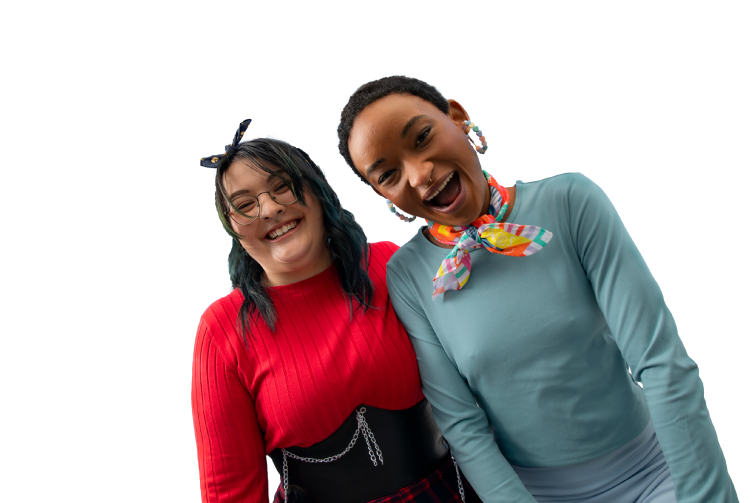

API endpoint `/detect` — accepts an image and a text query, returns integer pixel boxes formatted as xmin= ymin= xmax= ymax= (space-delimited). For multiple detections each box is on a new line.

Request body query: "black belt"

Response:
xmin=269 ymin=398 xmax=448 ymax=503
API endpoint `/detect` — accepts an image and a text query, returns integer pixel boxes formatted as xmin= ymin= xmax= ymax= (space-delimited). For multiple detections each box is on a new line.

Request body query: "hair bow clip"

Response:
xmin=200 ymin=119 xmax=252 ymax=168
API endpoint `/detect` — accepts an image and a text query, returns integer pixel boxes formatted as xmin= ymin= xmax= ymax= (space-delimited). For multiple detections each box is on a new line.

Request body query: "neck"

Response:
xmin=262 ymin=250 xmax=335 ymax=287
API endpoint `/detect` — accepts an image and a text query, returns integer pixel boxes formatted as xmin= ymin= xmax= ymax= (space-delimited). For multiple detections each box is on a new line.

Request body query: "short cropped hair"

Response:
xmin=337 ymin=76 xmax=449 ymax=183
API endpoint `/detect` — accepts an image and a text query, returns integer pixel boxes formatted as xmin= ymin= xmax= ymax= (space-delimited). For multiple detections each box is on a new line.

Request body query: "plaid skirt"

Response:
xmin=272 ymin=451 xmax=482 ymax=503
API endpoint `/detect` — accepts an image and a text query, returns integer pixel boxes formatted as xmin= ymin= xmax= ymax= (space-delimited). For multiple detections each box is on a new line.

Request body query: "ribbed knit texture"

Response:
xmin=192 ymin=242 xmax=424 ymax=503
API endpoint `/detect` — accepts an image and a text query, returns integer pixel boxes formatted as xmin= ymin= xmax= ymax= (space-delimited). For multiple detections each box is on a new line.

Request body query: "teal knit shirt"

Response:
xmin=386 ymin=173 xmax=737 ymax=502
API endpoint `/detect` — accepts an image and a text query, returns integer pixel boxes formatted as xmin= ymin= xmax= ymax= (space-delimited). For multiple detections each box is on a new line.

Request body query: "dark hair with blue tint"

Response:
xmin=214 ymin=138 xmax=374 ymax=341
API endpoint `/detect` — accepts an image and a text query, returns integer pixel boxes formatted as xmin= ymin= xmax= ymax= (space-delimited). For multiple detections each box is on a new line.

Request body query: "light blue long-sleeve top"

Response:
xmin=386 ymin=173 xmax=737 ymax=503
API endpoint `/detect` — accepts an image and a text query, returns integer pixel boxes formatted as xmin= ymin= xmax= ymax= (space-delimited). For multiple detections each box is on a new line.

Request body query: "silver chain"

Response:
xmin=280 ymin=407 xmax=464 ymax=503
xmin=281 ymin=407 xmax=383 ymax=503
xmin=451 ymin=453 xmax=466 ymax=503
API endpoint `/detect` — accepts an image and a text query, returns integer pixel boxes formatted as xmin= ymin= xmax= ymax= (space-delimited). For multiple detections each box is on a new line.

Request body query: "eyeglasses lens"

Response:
xmin=230 ymin=180 xmax=297 ymax=225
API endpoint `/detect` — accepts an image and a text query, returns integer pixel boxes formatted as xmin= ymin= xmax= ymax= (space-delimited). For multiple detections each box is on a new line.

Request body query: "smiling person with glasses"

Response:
xmin=191 ymin=120 xmax=481 ymax=503
xmin=337 ymin=77 xmax=739 ymax=503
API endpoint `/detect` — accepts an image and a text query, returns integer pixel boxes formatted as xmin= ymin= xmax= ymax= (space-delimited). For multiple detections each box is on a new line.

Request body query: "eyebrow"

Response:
xmin=401 ymin=115 xmax=426 ymax=139
xmin=228 ymin=170 xmax=285 ymax=201
xmin=364 ymin=115 xmax=427 ymax=180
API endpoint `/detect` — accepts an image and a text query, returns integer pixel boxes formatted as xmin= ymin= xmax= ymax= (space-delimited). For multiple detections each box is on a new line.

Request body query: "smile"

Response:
xmin=266 ymin=219 xmax=300 ymax=240
xmin=423 ymin=171 xmax=462 ymax=210
xmin=424 ymin=172 xmax=456 ymax=201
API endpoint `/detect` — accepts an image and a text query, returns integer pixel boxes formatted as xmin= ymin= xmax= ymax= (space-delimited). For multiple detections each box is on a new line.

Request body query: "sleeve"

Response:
xmin=567 ymin=173 xmax=738 ymax=503
xmin=386 ymin=265 xmax=536 ymax=503
xmin=192 ymin=318 xmax=269 ymax=503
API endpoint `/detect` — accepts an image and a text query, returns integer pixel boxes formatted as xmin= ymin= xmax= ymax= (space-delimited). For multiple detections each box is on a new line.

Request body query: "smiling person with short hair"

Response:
xmin=338 ymin=77 xmax=738 ymax=503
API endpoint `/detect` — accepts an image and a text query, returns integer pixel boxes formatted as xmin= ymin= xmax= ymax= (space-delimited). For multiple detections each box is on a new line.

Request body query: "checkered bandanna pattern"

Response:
xmin=427 ymin=171 xmax=553 ymax=299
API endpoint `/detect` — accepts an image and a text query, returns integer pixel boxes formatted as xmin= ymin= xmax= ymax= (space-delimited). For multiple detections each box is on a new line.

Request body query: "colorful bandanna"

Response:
xmin=427 ymin=171 xmax=552 ymax=299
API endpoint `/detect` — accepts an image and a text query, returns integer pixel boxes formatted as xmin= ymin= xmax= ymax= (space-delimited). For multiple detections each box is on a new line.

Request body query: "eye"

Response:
xmin=235 ymin=198 xmax=258 ymax=213
xmin=378 ymin=169 xmax=396 ymax=185
xmin=416 ymin=126 xmax=431 ymax=147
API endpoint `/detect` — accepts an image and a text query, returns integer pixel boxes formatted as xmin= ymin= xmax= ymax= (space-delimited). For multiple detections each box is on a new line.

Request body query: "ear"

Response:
xmin=447 ymin=99 xmax=470 ymax=129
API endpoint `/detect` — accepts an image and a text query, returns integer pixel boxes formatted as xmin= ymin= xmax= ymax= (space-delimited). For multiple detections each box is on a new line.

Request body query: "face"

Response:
xmin=348 ymin=93 xmax=490 ymax=226
xmin=223 ymin=159 xmax=331 ymax=286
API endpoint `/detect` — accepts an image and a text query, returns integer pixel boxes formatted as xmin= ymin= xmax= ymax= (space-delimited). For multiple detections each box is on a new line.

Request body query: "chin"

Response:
xmin=433 ymin=212 xmax=477 ymax=228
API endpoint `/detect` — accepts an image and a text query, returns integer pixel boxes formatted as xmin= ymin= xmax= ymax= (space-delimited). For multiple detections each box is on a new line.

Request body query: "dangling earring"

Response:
xmin=386 ymin=200 xmax=417 ymax=222
xmin=462 ymin=120 xmax=488 ymax=154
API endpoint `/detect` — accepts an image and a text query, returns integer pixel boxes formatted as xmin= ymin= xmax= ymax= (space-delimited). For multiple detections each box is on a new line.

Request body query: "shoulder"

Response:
xmin=368 ymin=241 xmax=400 ymax=265
xmin=202 ymin=288 xmax=244 ymax=316
xmin=556 ymin=172 xmax=606 ymax=198
xmin=366 ymin=242 xmax=400 ymax=294
xmin=519 ymin=172 xmax=613 ymax=218
xmin=386 ymin=230 xmax=431 ymax=275
xmin=520 ymin=172 xmax=602 ymax=198
xmin=195 ymin=289 xmax=245 ymax=366
xmin=544 ymin=172 xmax=613 ymax=210
xmin=200 ymin=289 xmax=244 ymax=330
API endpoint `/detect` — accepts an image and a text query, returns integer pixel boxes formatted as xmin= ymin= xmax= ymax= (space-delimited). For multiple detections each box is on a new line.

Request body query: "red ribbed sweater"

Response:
xmin=191 ymin=242 xmax=424 ymax=503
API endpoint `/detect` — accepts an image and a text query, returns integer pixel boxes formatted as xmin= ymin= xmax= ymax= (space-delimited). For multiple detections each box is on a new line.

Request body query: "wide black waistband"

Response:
xmin=269 ymin=398 xmax=448 ymax=503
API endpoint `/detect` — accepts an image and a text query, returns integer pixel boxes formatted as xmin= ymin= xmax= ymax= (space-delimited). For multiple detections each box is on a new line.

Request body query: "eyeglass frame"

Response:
xmin=224 ymin=179 xmax=299 ymax=226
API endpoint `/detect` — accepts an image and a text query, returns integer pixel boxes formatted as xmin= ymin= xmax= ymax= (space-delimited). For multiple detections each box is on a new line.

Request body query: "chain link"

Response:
xmin=281 ymin=407 xmax=383 ymax=503
xmin=364 ymin=420 xmax=384 ymax=465
xmin=280 ymin=407 xmax=465 ymax=503
xmin=451 ymin=454 xmax=466 ymax=503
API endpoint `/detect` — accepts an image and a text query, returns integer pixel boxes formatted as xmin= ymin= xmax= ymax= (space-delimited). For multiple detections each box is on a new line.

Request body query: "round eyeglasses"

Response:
xmin=226 ymin=179 xmax=298 ymax=225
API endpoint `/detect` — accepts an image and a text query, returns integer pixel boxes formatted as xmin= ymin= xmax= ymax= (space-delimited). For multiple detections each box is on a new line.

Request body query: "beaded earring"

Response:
xmin=386 ymin=200 xmax=417 ymax=222
xmin=462 ymin=120 xmax=488 ymax=154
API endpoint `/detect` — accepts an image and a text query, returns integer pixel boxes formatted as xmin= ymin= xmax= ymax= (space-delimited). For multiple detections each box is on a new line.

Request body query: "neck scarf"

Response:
xmin=426 ymin=171 xmax=552 ymax=299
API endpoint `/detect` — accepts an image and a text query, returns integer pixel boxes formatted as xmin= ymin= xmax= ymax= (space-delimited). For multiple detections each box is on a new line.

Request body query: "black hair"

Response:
xmin=214 ymin=138 xmax=373 ymax=342
xmin=337 ymin=76 xmax=449 ymax=183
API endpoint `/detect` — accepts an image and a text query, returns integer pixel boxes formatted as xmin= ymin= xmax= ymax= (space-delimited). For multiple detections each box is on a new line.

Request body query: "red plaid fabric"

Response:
xmin=272 ymin=452 xmax=481 ymax=503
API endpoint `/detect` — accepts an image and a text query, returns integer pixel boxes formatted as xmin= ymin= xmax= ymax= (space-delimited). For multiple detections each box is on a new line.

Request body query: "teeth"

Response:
xmin=268 ymin=220 xmax=299 ymax=239
xmin=425 ymin=172 xmax=455 ymax=201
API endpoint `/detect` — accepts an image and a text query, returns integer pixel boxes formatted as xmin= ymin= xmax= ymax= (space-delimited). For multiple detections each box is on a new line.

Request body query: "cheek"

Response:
xmin=300 ymin=195 xmax=325 ymax=229
xmin=306 ymin=207 xmax=326 ymax=239
xmin=232 ymin=220 xmax=264 ymax=250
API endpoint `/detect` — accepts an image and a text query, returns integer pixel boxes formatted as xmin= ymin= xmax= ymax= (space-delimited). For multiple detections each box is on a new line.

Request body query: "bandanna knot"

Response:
xmin=427 ymin=171 xmax=553 ymax=299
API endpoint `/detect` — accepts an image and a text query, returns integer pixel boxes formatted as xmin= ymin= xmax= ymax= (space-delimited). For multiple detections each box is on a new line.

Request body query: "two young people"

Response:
xmin=192 ymin=77 xmax=738 ymax=502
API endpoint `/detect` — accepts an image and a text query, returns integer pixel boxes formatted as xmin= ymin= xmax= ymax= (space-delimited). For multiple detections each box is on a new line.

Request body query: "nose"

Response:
xmin=258 ymin=193 xmax=285 ymax=221
xmin=405 ymin=158 xmax=434 ymax=189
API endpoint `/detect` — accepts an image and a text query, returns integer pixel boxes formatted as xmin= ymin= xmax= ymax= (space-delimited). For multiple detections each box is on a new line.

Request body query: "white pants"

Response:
xmin=511 ymin=420 xmax=676 ymax=503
